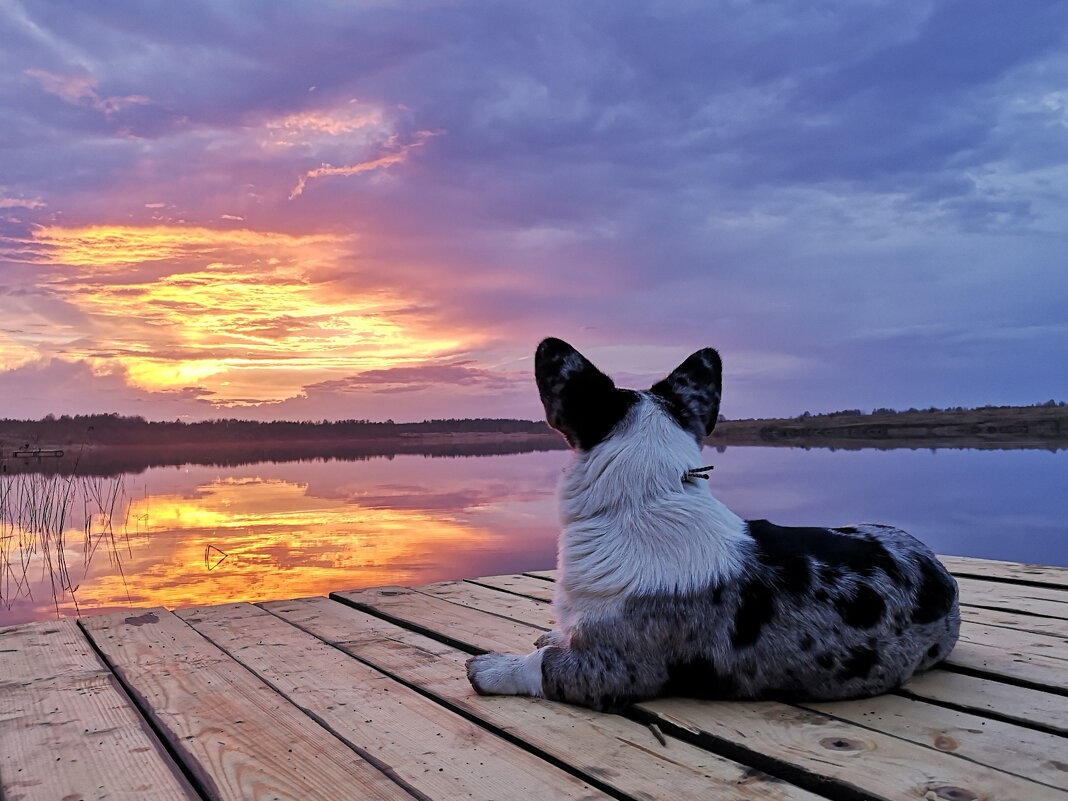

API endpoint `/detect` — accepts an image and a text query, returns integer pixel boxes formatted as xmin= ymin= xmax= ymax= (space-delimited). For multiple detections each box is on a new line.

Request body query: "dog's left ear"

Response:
xmin=650 ymin=348 xmax=722 ymax=440
xmin=535 ymin=337 xmax=637 ymax=450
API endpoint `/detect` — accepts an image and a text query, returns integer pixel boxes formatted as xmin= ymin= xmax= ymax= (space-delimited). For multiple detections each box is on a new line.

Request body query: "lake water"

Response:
xmin=2 ymin=444 xmax=1065 ymax=626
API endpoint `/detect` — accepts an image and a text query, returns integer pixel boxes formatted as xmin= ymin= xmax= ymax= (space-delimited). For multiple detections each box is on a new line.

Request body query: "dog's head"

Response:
xmin=534 ymin=338 xmax=722 ymax=451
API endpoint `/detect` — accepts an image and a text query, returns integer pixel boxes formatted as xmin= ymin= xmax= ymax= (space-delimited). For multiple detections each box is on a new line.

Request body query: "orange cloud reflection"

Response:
xmin=10 ymin=474 xmax=500 ymax=620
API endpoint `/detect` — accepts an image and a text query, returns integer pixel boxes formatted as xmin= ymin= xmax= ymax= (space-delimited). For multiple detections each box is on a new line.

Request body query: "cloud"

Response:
xmin=289 ymin=129 xmax=441 ymax=198
xmin=20 ymin=224 xmax=346 ymax=267
xmin=0 ymin=194 xmax=45 ymax=209
xmin=305 ymin=361 xmax=525 ymax=395
xmin=0 ymin=358 xmax=218 ymax=419
xmin=266 ymin=106 xmax=385 ymax=145
xmin=24 ymin=67 xmax=150 ymax=115
xmin=1 ymin=223 xmax=485 ymax=408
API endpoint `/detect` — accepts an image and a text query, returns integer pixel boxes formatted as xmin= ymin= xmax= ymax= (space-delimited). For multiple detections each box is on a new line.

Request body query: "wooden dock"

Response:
xmin=2 ymin=555 xmax=1066 ymax=801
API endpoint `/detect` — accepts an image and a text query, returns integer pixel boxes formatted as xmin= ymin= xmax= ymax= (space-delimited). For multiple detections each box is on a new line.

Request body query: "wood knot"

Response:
xmin=926 ymin=787 xmax=979 ymax=801
xmin=819 ymin=736 xmax=864 ymax=752
xmin=933 ymin=734 xmax=958 ymax=751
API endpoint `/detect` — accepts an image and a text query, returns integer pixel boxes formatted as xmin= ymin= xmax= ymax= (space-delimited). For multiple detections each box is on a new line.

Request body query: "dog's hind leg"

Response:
xmin=537 ymin=644 xmax=656 ymax=712
xmin=466 ymin=644 xmax=652 ymax=712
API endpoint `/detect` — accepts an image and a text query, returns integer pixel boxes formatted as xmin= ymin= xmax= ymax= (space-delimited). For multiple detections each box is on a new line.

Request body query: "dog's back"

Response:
xmin=544 ymin=521 xmax=959 ymax=711
xmin=467 ymin=338 xmax=960 ymax=711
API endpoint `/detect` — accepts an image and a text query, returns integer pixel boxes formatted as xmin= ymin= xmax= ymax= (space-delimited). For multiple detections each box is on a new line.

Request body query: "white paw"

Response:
xmin=466 ymin=651 xmax=543 ymax=696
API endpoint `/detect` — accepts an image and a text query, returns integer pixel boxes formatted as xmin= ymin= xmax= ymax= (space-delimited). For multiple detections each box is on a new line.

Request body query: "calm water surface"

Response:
xmin=1 ymin=445 xmax=1065 ymax=625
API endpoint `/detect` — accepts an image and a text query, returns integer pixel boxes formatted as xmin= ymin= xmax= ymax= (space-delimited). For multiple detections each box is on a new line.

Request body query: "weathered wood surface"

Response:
xmin=80 ymin=608 xmax=414 ymax=801
xmin=266 ymin=595 xmax=818 ymax=801
xmin=467 ymin=573 xmax=556 ymax=601
xmin=173 ymin=601 xmax=606 ymax=801
xmin=959 ymin=604 xmax=1068 ymax=638
xmin=954 ymin=575 xmax=1068 ymax=619
xmin=2 ymin=554 xmax=1066 ymax=801
xmin=0 ymin=618 xmax=197 ymax=801
xmin=345 ymin=580 xmax=1068 ymax=801
xmin=899 ymin=670 xmax=1068 ymax=736
xmin=938 ymin=554 xmax=1068 ymax=587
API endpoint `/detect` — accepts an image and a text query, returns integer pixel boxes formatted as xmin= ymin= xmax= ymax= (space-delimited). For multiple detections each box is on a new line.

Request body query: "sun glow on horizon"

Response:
xmin=11 ymin=224 xmax=475 ymax=404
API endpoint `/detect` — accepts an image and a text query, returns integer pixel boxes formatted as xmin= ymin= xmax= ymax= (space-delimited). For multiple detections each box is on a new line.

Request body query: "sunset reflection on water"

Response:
xmin=4 ymin=443 xmax=1065 ymax=626
xmin=0 ymin=452 xmax=566 ymax=625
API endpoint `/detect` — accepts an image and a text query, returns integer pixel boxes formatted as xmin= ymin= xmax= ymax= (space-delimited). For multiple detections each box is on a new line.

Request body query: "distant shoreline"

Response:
xmin=1 ymin=405 xmax=1066 ymax=474
xmin=710 ymin=405 xmax=1068 ymax=450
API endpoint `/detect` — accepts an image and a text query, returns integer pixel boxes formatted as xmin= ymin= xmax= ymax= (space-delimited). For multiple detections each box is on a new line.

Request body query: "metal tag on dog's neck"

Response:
xmin=683 ymin=465 xmax=715 ymax=482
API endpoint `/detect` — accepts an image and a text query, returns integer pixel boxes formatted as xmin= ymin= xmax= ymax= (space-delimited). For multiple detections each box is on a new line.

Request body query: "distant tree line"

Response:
xmin=793 ymin=400 xmax=1068 ymax=420
xmin=4 ymin=400 xmax=1066 ymax=447
xmin=0 ymin=413 xmax=553 ymax=447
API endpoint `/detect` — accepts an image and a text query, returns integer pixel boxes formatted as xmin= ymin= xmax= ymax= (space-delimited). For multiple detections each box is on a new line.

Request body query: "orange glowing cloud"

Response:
xmin=27 ymin=224 xmax=343 ymax=268
xmin=0 ymin=333 xmax=38 ymax=370
xmin=266 ymin=105 xmax=385 ymax=146
xmin=15 ymin=224 xmax=477 ymax=405
xmin=290 ymin=129 xmax=442 ymax=198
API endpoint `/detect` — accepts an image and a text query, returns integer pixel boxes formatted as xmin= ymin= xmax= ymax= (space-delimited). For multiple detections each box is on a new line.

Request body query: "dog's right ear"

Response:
xmin=535 ymin=338 xmax=637 ymax=451
xmin=650 ymin=348 xmax=722 ymax=440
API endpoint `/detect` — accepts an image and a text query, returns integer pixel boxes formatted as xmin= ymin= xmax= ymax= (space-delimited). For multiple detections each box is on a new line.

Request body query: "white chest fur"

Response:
xmin=554 ymin=396 xmax=751 ymax=628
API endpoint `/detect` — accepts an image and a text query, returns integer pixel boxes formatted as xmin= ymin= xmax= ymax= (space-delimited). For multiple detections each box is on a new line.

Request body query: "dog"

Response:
xmin=466 ymin=338 xmax=960 ymax=712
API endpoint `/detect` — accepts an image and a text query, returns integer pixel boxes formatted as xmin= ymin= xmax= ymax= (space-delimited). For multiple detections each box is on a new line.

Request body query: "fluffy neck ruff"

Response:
xmin=557 ymin=394 xmax=749 ymax=601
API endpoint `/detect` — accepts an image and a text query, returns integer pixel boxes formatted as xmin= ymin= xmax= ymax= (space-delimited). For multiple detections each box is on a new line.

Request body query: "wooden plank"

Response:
xmin=939 ymin=555 xmax=1068 ymax=588
xmin=1 ymin=617 xmax=117 ymax=685
xmin=416 ymin=579 xmax=556 ymax=624
xmin=960 ymin=604 xmax=1068 ymax=638
xmin=804 ymin=694 xmax=1068 ymax=791
xmin=264 ymin=595 xmax=821 ymax=801
xmin=638 ymin=696 xmax=1067 ymax=801
xmin=467 ymin=573 xmax=556 ymax=602
xmin=900 ymin=671 xmax=1068 ymax=736
xmin=80 ymin=608 xmax=415 ymax=801
xmin=957 ymin=575 xmax=1068 ymax=620
xmin=0 ymin=618 xmax=198 ymax=801
xmin=332 ymin=585 xmax=551 ymax=651
xmin=948 ymin=621 xmax=1068 ymax=690
xmin=344 ymin=587 xmax=1066 ymax=801
xmin=175 ymin=601 xmax=608 ymax=801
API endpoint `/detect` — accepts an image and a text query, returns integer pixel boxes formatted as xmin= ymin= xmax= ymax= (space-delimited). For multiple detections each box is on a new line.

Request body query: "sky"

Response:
xmin=2 ymin=0 xmax=1067 ymax=423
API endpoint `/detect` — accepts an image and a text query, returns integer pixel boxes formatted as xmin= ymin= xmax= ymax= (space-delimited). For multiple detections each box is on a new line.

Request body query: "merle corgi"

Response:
xmin=466 ymin=338 xmax=959 ymax=712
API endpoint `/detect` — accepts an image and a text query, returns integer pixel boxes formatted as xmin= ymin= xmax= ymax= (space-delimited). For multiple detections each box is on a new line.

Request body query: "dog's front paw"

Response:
xmin=534 ymin=629 xmax=565 ymax=649
xmin=466 ymin=652 xmax=542 ymax=696
xmin=466 ymin=654 xmax=493 ymax=695
xmin=467 ymin=653 xmax=514 ymax=695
